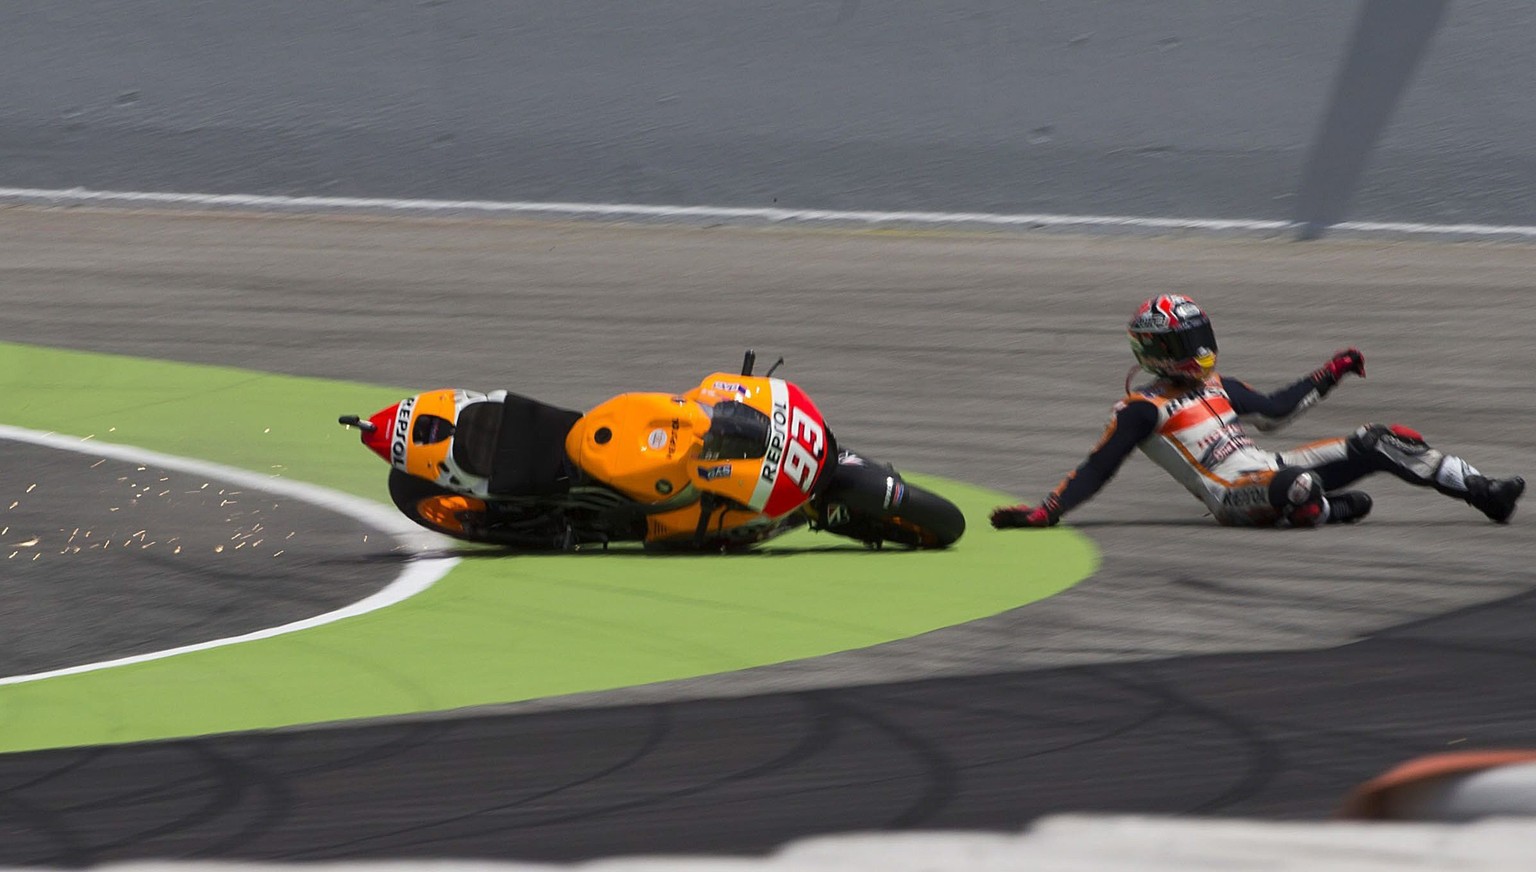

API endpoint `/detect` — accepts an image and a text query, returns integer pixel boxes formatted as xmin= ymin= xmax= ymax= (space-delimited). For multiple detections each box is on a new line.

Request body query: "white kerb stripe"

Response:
xmin=6 ymin=185 xmax=1536 ymax=238
xmin=0 ymin=424 xmax=457 ymax=686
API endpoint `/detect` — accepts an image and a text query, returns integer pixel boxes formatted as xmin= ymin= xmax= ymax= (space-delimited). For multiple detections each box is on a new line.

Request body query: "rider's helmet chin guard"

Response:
xmin=1128 ymin=294 xmax=1218 ymax=384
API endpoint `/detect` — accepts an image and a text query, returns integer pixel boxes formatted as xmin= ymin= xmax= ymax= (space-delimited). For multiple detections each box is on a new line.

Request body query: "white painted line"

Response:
xmin=0 ymin=424 xmax=458 ymax=686
xmin=6 ymin=185 xmax=1536 ymax=238
xmin=1334 ymin=219 xmax=1536 ymax=237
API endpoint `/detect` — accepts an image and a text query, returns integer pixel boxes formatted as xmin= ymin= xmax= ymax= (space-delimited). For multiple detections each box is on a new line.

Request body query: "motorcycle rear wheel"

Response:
xmin=387 ymin=469 xmax=499 ymax=543
xmin=388 ymin=469 xmax=591 ymax=548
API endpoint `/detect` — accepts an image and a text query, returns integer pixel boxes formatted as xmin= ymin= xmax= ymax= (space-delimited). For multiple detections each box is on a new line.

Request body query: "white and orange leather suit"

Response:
xmin=1105 ymin=374 xmax=1345 ymax=525
xmin=1001 ymin=294 xmax=1519 ymax=529
xmin=1037 ymin=367 xmax=1488 ymax=527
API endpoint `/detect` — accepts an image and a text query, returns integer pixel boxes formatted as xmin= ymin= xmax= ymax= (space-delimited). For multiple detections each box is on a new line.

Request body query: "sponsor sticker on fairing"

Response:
xmin=389 ymin=396 xmax=416 ymax=471
xmin=697 ymin=463 xmax=732 ymax=481
xmin=747 ymin=380 xmax=829 ymax=517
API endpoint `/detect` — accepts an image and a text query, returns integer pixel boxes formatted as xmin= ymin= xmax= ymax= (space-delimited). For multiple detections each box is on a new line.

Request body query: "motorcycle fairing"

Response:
xmin=360 ymin=369 xmax=835 ymax=548
xmin=362 ymin=388 xmax=464 ymax=482
xmin=683 ymin=374 xmax=831 ymax=516
xmin=564 ymin=392 xmax=715 ymax=505
xmin=641 ymin=500 xmax=781 ymax=548
xmin=366 ymin=388 xmax=584 ymax=499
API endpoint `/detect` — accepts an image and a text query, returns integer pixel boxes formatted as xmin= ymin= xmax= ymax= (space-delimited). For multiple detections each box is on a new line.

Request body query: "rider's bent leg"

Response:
xmin=1346 ymin=423 xmax=1524 ymax=523
xmin=1268 ymin=441 xmax=1373 ymax=526
xmin=1267 ymin=467 xmax=1330 ymax=527
xmin=1276 ymin=437 xmax=1360 ymax=490
xmin=1348 ymin=423 xmax=1472 ymax=494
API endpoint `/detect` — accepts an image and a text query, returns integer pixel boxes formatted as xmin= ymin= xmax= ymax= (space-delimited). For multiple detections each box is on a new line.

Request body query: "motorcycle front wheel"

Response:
xmin=866 ymin=481 xmax=966 ymax=548
xmin=814 ymin=452 xmax=966 ymax=549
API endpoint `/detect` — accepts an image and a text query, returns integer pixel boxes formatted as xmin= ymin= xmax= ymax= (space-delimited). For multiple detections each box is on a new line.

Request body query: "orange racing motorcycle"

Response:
xmin=339 ymin=352 xmax=965 ymax=551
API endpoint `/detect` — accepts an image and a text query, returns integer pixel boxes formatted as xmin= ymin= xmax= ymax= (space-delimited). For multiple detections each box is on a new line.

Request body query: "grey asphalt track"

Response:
xmin=0 ymin=209 xmax=1531 ymax=862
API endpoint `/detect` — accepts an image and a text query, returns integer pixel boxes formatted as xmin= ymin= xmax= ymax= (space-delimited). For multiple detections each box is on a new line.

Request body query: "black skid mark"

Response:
xmin=373 ymin=695 xmax=842 ymax=851
xmin=276 ymin=704 xmax=680 ymax=860
xmin=1091 ymin=667 xmax=1285 ymax=815
xmin=803 ymin=691 xmax=958 ymax=829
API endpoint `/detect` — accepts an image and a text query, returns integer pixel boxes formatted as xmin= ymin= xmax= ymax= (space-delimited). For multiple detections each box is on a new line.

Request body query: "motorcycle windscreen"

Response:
xmin=700 ymin=401 xmax=771 ymax=460
xmin=703 ymin=379 xmax=830 ymax=518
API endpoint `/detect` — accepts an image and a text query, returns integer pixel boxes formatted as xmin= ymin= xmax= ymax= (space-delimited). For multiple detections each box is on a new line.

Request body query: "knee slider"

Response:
xmin=1269 ymin=467 xmax=1325 ymax=526
xmin=1348 ymin=422 xmax=1443 ymax=482
xmin=1348 ymin=423 xmax=1389 ymax=453
xmin=1349 ymin=422 xmax=1427 ymax=453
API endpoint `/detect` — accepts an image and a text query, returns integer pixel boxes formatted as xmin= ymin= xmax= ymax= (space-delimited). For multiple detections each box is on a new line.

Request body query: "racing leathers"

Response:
xmin=995 ymin=364 xmax=1522 ymax=528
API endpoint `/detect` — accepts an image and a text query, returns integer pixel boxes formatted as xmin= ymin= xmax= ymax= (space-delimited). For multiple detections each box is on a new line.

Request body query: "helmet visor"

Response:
xmin=1130 ymin=320 xmax=1217 ymax=365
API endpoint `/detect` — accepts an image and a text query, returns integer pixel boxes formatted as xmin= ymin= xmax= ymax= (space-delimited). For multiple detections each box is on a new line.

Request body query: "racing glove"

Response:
xmin=990 ymin=495 xmax=1061 ymax=529
xmin=1313 ymin=348 xmax=1366 ymax=385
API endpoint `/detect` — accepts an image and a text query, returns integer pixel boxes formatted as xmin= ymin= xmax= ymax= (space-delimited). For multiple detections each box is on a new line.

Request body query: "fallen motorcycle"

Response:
xmin=339 ymin=352 xmax=965 ymax=551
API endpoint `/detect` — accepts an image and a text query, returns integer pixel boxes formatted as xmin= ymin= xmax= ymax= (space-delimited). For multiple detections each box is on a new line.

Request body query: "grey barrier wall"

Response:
xmin=1294 ymin=0 xmax=1450 ymax=236
xmin=0 ymin=1 xmax=1531 ymax=224
xmin=1346 ymin=0 xmax=1536 ymax=226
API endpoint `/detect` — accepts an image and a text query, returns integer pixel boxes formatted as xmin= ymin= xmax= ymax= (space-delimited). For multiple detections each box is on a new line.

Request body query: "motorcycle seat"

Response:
xmin=453 ymin=395 xmax=583 ymax=496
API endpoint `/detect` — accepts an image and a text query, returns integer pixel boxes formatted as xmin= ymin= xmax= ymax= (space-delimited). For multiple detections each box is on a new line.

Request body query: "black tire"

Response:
xmin=387 ymin=469 xmax=498 ymax=543
xmin=874 ymin=482 xmax=966 ymax=549
xmin=816 ymin=452 xmax=967 ymax=549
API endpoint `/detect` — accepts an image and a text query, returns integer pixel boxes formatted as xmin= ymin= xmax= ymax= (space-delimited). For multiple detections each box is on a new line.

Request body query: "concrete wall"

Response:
xmin=1 ymin=1 xmax=1531 ymax=223
xmin=1348 ymin=0 xmax=1536 ymax=225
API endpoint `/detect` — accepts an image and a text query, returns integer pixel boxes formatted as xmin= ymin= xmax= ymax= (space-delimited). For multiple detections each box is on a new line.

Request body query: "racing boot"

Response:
xmin=1349 ymin=424 xmax=1521 ymax=524
xmin=1465 ymin=474 xmax=1525 ymax=524
xmin=1325 ymin=491 xmax=1373 ymax=525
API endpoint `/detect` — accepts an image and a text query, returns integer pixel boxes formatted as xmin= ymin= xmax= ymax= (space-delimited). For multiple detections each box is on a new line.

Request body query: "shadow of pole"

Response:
xmin=1293 ymin=0 xmax=1450 ymax=240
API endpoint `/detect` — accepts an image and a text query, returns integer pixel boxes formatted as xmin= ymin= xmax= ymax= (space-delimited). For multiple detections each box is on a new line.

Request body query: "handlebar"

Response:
xmin=740 ymin=349 xmax=784 ymax=377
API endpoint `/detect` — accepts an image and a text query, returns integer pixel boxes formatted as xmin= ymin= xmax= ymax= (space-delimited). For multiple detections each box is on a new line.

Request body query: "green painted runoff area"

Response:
xmin=0 ymin=342 xmax=1096 ymax=753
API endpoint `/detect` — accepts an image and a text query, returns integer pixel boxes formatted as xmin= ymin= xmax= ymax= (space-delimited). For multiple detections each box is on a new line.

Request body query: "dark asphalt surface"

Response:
xmin=0 ymin=210 xmax=1531 ymax=863
xmin=3 ymin=589 xmax=1535 ymax=865
xmin=0 ymin=442 xmax=394 ymax=677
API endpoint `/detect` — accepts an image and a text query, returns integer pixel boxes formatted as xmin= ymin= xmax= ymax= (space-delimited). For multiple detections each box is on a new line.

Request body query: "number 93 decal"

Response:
xmin=783 ymin=407 xmax=825 ymax=492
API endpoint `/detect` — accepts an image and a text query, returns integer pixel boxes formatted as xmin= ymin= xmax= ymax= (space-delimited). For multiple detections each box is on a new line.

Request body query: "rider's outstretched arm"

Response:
xmin=1229 ymin=348 xmax=1366 ymax=432
xmin=992 ymin=398 xmax=1157 ymax=528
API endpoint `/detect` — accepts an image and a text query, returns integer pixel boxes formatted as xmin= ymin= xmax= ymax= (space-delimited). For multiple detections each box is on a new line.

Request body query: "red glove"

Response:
xmin=991 ymin=496 xmax=1061 ymax=529
xmin=1314 ymin=348 xmax=1366 ymax=384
